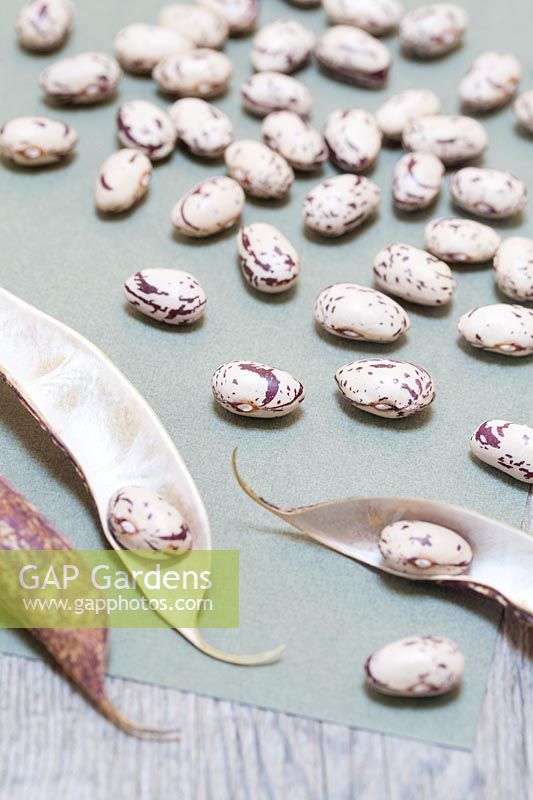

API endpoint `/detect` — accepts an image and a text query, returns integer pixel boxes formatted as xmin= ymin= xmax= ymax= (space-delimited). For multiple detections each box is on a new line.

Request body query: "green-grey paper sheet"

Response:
xmin=0 ymin=0 xmax=531 ymax=750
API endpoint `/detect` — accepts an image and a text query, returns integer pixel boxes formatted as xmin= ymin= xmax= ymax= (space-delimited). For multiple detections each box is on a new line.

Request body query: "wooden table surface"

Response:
xmin=0 ymin=490 xmax=531 ymax=800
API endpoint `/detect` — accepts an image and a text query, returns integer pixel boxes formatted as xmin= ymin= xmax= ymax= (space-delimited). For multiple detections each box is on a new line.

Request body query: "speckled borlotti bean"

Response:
xmin=124 ymin=269 xmax=206 ymax=326
xmin=225 ymin=140 xmax=294 ymax=199
xmin=470 ymin=420 xmax=533 ymax=484
xmin=158 ymin=4 xmax=228 ymax=48
xmin=450 ymin=168 xmax=527 ymax=220
xmin=39 ymin=52 xmax=122 ymax=105
xmin=314 ymin=284 xmax=410 ymax=342
xmin=303 ymin=174 xmax=381 ymax=238
xmin=169 ymin=98 xmax=233 ymax=158
xmin=376 ymin=89 xmax=441 ymax=141
xmin=153 ymin=49 xmax=232 ymax=98
xmin=365 ymin=636 xmax=465 ymax=698
xmin=113 ymin=24 xmax=193 ymax=74
xmin=392 ymin=152 xmax=444 ymax=212
xmin=240 ymin=72 xmax=313 ymax=118
xmin=108 ymin=486 xmax=192 ymax=552
xmin=493 ymin=237 xmax=533 ymax=301
xmin=424 ymin=218 xmax=501 ymax=264
xmin=399 ymin=3 xmax=468 ymax=58
xmin=251 ymin=20 xmax=315 ymax=73
xmin=237 ymin=223 xmax=300 ymax=293
xmin=514 ymin=91 xmax=533 ymax=134
xmin=458 ymin=304 xmax=533 ymax=357
xmin=379 ymin=520 xmax=473 ymax=576
xmin=198 ymin=0 xmax=259 ymax=35
xmin=0 ymin=116 xmax=78 ymax=166
xmin=315 ymin=26 xmax=392 ymax=88
xmin=402 ymin=115 xmax=488 ymax=165
xmin=323 ymin=109 xmax=382 ymax=172
xmin=117 ymin=100 xmax=177 ymax=161
xmin=170 ymin=176 xmax=244 ymax=238
xmin=335 ymin=358 xmax=436 ymax=418
xmin=322 ymin=0 xmax=403 ymax=35
xmin=459 ymin=52 xmax=521 ymax=112
xmin=373 ymin=244 xmax=456 ymax=306
xmin=262 ymin=112 xmax=328 ymax=171
xmin=94 ymin=149 xmax=152 ymax=214
xmin=212 ymin=361 xmax=305 ymax=418
xmin=17 ymin=0 xmax=74 ymax=51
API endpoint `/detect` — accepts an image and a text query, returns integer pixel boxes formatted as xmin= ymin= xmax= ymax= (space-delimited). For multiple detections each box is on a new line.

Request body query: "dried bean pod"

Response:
xmin=95 ymin=149 xmax=152 ymax=214
xmin=241 ymin=71 xmax=313 ymax=117
xmin=392 ymin=152 xmax=444 ymax=212
xmin=0 ymin=116 xmax=78 ymax=166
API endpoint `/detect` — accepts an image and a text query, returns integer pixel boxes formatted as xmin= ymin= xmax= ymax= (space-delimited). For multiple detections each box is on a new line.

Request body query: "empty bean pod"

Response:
xmin=493 ymin=237 xmax=533 ymax=301
xmin=459 ymin=51 xmax=521 ymax=111
xmin=470 ymin=420 xmax=533 ymax=484
xmin=323 ymin=108 xmax=382 ymax=172
xmin=113 ymin=24 xmax=192 ymax=74
xmin=251 ymin=20 xmax=315 ymax=73
xmin=322 ymin=0 xmax=403 ymax=35
xmin=95 ymin=149 xmax=152 ymax=214
xmin=39 ymin=52 xmax=122 ymax=105
xmin=153 ymin=49 xmax=232 ymax=98
xmin=0 ymin=116 xmax=78 ymax=166
xmin=315 ymin=25 xmax=392 ymax=88
xmin=314 ymin=284 xmax=410 ymax=342
xmin=399 ymin=3 xmax=468 ymax=58
xmin=303 ymin=174 xmax=381 ymax=237
xmin=117 ymin=100 xmax=177 ymax=161
xmin=424 ymin=218 xmax=501 ymax=263
xmin=365 ymin=636 xmax=465 ymax=697
xmin=373 ymin=244 xmax=456 ymax=306
xmin=212 ymin=361 xmax=305 ymax=418
xmin=376 ymin=88 xmax=441 ymax=141
xmin=241 ymin=72 xmax=313 ymax=118
xmin=17 ymin=0 xmax=74 ymax=52
xmin=379 ymin=520 xmax=472 ymax=576
xmin=514 ymin=91 xmax=533 ymax=133
xmin=169 ymin=98 xmax=233 ymax=158
xmin=451 ymin=168 xmax=527 ymax=219
xmin=170 ymin=176 xmax=245 ymax=237
xmin=237 ymin=223 xmax=300 ymax=293
xmin=124 ymin=269 xmax=206 ymax=326
xmin=108 ymin=486 xmax=193 ymax=552
xmin=335 ymin=358 xmax=436 ymax=418
xmin=198 ymin=0 xmax=259 ymax=35
xmin=225 ymin=140 xmax=294 ymax=199
xmin=458 ymin=304 xmax=533 ymax=357
xmin=392 ymin=152 xmax=444 ymax=212
xmin=158 ymin=4 xmax=229 ymax=48
xmin=262 ymin=112 xmax=328 ymax=171
xmin=402 ymin=115 xmax=488 ymax=165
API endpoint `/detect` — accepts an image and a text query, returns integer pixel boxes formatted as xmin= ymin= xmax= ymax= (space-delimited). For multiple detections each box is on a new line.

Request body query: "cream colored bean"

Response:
xmin=108 ymin=486 xmax=192 ymax=551
xmin=373 ymin=244 xmax=456 ymax=306
xmin=323 ymin=0 xmax=403 ymax=35
xmin=237 ymin=223 xmax=300 ymax=293
xmin=379 ymin=520 xmax=473 ymax=576
xmin=335 ymin=358 xmax=435 ymax=418
xmin=170 ymin=176 xmax=244 ymax=237
xmin=303 ymin=174 xmax=381 ymax=237
xmin=169 ymin=98 xmax=233 ymax=158
xmin=198 ymin=0 xmax=259 ymax=35
xmin=124 ymin=269 xmax=206 ymax=326
xmin=212 ymin=361 xmax=305 ymax=418
xmin=459 ymin=51 xmax=521 ymax=111
xmin=514 ymin=91 xmax=533 ymax=133
xmin=458 ymin=304 xmax=533 ymax=357
xmin=399 ymin=3 xmax=468 ymax=58
xmin=424 ymin=218 xmax=501 ymax=263
xmin=251 ymin=20 xmax=315 ymax=74
xmin=451 ymin=168 xmax=527 ymax=219
xmin=402 ymin=115 xmax=488 ymax=165
xmin=94 ymin=149 xmax=152 ymax=214
xmin=315 ymin=26 xmax=391 ymax=88
xmin=39 ymin=52 xmax=122 ymax=104
xmin=365 ymin=636 xmax=465 ymax=697
xmin=376 ymin=89 xmax=441 ymax=141
xmin=262 ymin=112 xmax=328 ymax=171
xmin=0 ymin=116 xmax=78 ymax=166
xmin=225 ymin=140 xmax=294 ymax=199
xmin=392 ymin=152 xmax=444 ymax=212
xmin=158 ymin=4 xmax=228 ymax=48
xmin=323 ymin=108 xmax=382 ymax=172
xmin=493 ymin=237 xmax=533 ymax=301
xmin=240 ymin=72 xmax=313 ymax=117
xmin=470 ymin=420 xmax=533 ymax=484
xmin=113 ymin=23 xmax=192 ymax=74
xmin=117 ymin=100 xmax=177 ymax=161
xmin=314 ymin=284 xmax=410 ymax=342
xmin=17 ymin=0 xmax=74 ymax=52
xmin=153 ymin=49 xmax=232 ymax=97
